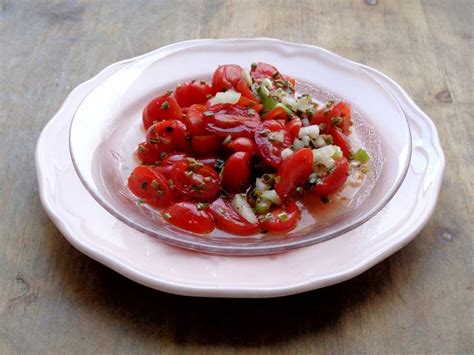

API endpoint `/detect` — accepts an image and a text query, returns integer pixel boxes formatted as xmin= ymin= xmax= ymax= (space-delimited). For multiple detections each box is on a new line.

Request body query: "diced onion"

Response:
xmin=301 ymin=118 xmax=310 ymax=127
xmin=292 ymin=138 xmax=304 ymax=151
xmin=242 ymin=69 xmax=252 ymax=87
xmin=256 ymin=178 xmax=271 ymax=191
xmin=262 ymin=78 xmax=273 ymax=90
xmin=231 ymin=194 xmax=258 ymax=224
xmin=281 ymin=148 xmax=294 ymax=160
xmin=269 ymin=130 xmax=285 ymax=143
xmin=314 ymin=136 xmax=326 ymax=147
xmin=209 ymin=89 xmax=241 ymax=106
xmin=299 ymin=125 xmax=320 ymax=139
xmin=302 ymin=135 xmax=311 ymax=147
xmin=312 ymin=145 xmax=342 ymax=169
xmin=260 ymin=190 xmax=282 ymax=205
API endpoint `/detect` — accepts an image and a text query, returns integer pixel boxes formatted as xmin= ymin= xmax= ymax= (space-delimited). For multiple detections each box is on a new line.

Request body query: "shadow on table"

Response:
xmin=49 ymin=227 xmax=402 ymax=346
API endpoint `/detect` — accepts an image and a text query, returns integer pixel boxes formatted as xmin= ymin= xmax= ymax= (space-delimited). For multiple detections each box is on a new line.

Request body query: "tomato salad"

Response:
xmin=128 ymin=62 xmax=370 ymax=236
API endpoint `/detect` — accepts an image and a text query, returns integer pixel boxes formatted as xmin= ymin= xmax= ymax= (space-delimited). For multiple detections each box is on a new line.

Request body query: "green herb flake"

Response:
xmin=196 ymin=202 xmax=209 ymax=211
xmin=251 ymin=62 xmax=257 ymax=70
xmin=200 ymin=80 xmax=207 ymax=85
xmin=278 ymin=212 xmax=289 ymax=221
xmin=326 ymin=100 xmax=335 ymax=107
xmin=321 ymin=196 xmax=331 ymax=204
xmin=140 ymin=181 xmax=148 ymax=190
xmin=352 ymin=149 xmax=371 ymax=164
xmin=262 ymin=213 xmax=273 ymax=222
xmin=161 ymin=101 xmax=170 ymax=110
xmin=164 ymin=212 xmax=172 ymax=220
xmin=165 ymin=90 xmax=173 ymax=96
xmin=274 ymin=175 xmax=281 ymax=184
xmin=160 ymin=152 xmax=168 ymax=160
xmin=331 ymin=116 xmax=342 ymax=126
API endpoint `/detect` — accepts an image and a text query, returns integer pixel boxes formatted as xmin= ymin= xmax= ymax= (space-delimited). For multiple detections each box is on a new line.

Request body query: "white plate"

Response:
xmin=35 ymin=39 xmax=445 ymax=297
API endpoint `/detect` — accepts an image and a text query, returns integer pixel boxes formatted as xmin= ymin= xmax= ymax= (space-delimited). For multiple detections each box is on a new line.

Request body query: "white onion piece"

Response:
xmin=209 ymin=89 xmax=241 ymax=106
xmin=231 ymin=194 xmax=258 ymax=224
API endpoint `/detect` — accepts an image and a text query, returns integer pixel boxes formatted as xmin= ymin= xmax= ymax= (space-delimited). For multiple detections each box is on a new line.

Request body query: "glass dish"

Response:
xmin=69 ymin=39 xmax=411 ymax=255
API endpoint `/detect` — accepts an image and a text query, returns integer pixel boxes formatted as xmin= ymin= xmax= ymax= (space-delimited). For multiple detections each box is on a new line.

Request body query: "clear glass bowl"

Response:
xmin=69 ymin=39 xmax=411 ymax=255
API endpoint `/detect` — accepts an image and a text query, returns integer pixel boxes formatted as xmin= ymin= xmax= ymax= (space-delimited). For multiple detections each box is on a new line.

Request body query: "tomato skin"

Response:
xmin=258 ymin=201 xmax=299 ymax=233
xmin=311 ymin=109 xmax=331 ymax=133
xmin=263 ymin=106 xmax=290 ymax=121
xmin=226 ymin=137 xmax=257 ymax=155
xmin=285 ymin=119 xmax=302 ymax=142
xmin=254 ymin=120 xmax=292 ymax=169
xmin=222 ymin=152 xmax=252 ymax=192
xmin=235 ymin=78 xmax=260 ymax=102
xmin=163 ymin=202 xmax=214 ymax=234
xmin=250 ymin=62 xmax=279 ymax=82
xmin=211 ymin=64 xmax=243 ymax=94
xmin=174 ymin=81 xmax=212 ymax=108
xmin=128 ymin=166 xmax=174 ymax=207
xmin=209 ymin=198 xmax=259 ymax=235
xmin=236 ymin=96 xmax=263 ymax=113
xmin=146 ymin=120 xmax=190 ymax=154
xmin=329 ymin=127 xmax=351 ymax=158
xmin=191 ymin=135 xmax=222 ymax=156
xmin=311 ymin=102 xmax=352 ymax=135
xmin=136 ymin=142 xmax=161 ymax=164
xmin=275 ymin=148 xmax=313 ymax=198
xmin=311 ymin=157 xmax=350 ymax=197
xmin=171 ymin=160 xmax=220 ymax=201
xmin=152 ymin=153 xmax=190 ymax=180
xmin=142 ymin=93 xmax=182 ymax=130
xmin=184 ymin=104 xmax=208 ymax=136
xmin=203 ymin=104 xmax=262 ymax=139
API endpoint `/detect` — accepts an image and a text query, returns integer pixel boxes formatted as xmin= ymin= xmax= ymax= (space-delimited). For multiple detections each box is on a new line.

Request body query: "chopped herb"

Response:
xmin=251 ymin=62 xmax=257 ymax=70
xmin=138 ymin=145 xmax=146 ymax=154
xmin=274 ymin=175 xmax=281 ymax=184
xmin=140 ymin=181 xmax=148 ymax=190
xmin=262 ymin=213 xmax=273 ymax=222
xmin=160 ymin=152 xmax=168 ymax=160
xmin=206 ymin=94 xmax=212 ymax=99
xmin=215 ymin=159 xmax=225 ymax=173
xmin=352 ymin=148 xmax=371 ymax=164
xmin=196 ymin=202 xmax=209 ymax=210
xmin=261 ymin=174 xmax=275 ymax=184
xmin=149 ymin=137 xmax=158 ymax=144
xmin=361 ymin=166 xmax=369 ymax=174
xmin=165 ymin=90 xmax=173 ymax=96
xmin=278 ymin=212 xmax=289 ymax=221
xmin=200 ymin=80 xmax=207 ymax=85
xmin=321 ymin=196 xmax=330 ymax=204
xmin=151 ymin=180 xmax=160 ymax=189
xmin=331 ymin=116 xmax=342 ymax=126
xmin=323 ymin=135 xmax=333 ymax=144
xmin=161 ymin=101 xmax=170 ymax=110
xmin=306 ymin=109 xmax=314 ymax=117
xmin=167 ymin=179 xmax=174 ymax=187
xmin=323 ymin=108 xmax=331 ymax=114
xmin=326 ymin=100 xmax=335 ymax=107
xmin=319 ymin=123 xmax=327 ymax=131
xmin=203 ymin=176 xmax=212 ymax=182
xmin=164 ymin=212 xmax=171 ymax=220
xmin=272 ymin=71 xmax=279 ymax=79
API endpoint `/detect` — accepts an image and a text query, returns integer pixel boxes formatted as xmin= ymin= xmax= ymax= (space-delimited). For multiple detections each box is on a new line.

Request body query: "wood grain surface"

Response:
xmin=1 ymin=0 xmax=473 ymax=353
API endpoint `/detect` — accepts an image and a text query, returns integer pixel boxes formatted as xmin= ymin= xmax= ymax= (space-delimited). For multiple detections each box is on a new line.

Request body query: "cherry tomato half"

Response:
xmin=285 ymin=119 xmax=302 ymax=142
xmin=254 ymin=120 xmax=292 ymax=169
xmin=226 ymin=137 xmax=257 ymax=155
xmin=330 ymin=102 xmax=351 ymax=135
xmin=235 ymin=78 xmax=260 ymax=102
xmin=163 ymin=202 xmax=215 ymax=234
xmin=203 ymin=104 xmax=261 ymax=139
xmin=258 ymin=200 xmax=299 ymax=233
xmin=311 ymin=157 xmax=349 ymax=197
xmin=171 ymin=159 xmax=220 ymax=201
xmin=174 ymin=80 xmax=212 ymax=108
xmin=275 ymin=148 xmax=313 ymax=198
xmin=146 ymin=120 xmax=189 ymax=154
xmin=209 ymin=198 xmax=259 ymax=235
xmin=184 ymin=104 xmax=208 ymax=136
xmin=152 ymin=152 xmax=190 ymax=180
xmin=191 ymin=135 xmax=222 ymax=156
xmin=211 ymin=64 xmax=243 ymax=94
xmin=264 ymin=106 xmax=290 ymax=121
xmin=136 ymin=142 xmax=161 ymax=165
xmin=222 ymin=152 xmax=252 ymax=193
xmin=142 ymin=93 xmax=182 ymax=130
xmin=329 ymin=127 xmax=351 ymax=158
xmin=128 ymin=166 xmax=174 ymax=208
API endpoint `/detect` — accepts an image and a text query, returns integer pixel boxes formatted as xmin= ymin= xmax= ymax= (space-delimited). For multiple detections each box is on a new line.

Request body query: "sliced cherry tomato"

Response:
xmin=275 ymin=148 xmax=313 ymax=198
xmin=128 ymin=166 xmax=174 ymax=207
xmin=250 ymin=62 xmax=280 ymax=82
xmin=136 ymin=142 xmax=161 ymax=164
xmin=203 ymin=104 xmax=261 ymax=139
xmin=211 ymin=64 xmax=243 ymax=94
xmin=226 ymin=137 xmax=257 ymax=155
xmin=285 ymin=119 xmax=302 ymax=142
xmin=263 ymin=106 xmax=290 ymax=121
xmin=171 ymin=159 xmax=220 ymax=201
xmin=146 ymin=120 xmax=189 ymax=153
xmin=330 ymin=102 xmax=351 ymax=134
xmin=258 ymin=201 xmax=299 ymax=233
xmin=254 ymin=120 xmax=291 ymax=169
xmin=236 ymin=95 xmax=263 ymax=113
xmin=142 ymin=93 xmax=182 ymax=130
xmin=191 ymin=135 xmax=222 ymax=156
xmin=222 ymin=152 xmax=252 ymax=192
xmin=329 ymin=127 xmax=351 ymax=158
xmin=184 ymin=104 xmax=208 ymax=136
xmin=163 ymin=202 xmax=214 ymax=234
xmin=311 ymin=157 xmax=350 ymax=197
xmin=235 ymin=78 xmax=260 ymax=102
xmin=311 ymin=109 xmax=332 ymax=133
xmin=209 ymin=198 xmax=259 ymax=235
xmin=152 ymin=153 xmax=190 ymax=179
xmin=174 ymin=80 xmax=212 ymax=108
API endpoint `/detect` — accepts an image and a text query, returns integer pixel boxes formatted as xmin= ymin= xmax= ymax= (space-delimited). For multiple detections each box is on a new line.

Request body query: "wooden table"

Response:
xmin=1 ymin=1 xmax=472 ymax=353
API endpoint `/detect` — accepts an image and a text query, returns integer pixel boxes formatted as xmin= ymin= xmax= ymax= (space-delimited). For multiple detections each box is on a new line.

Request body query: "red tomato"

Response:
xmin=226 ymin=137 xmax=257 ymax=154
xmin=174 ymin=80 xmax=212 ymax=108
xmin=146 ymin=120 xmax=190 ymax=153
xmin=142 ymin=93 xmax=182 ymax=130
xmin=329 ymin=127 xmax=351 ymax=158
xmin=236 ymin=96 xmax=263 ymax=113
xmin=171 ymin=159 xmax=220 ymax=201
xmin=275 ymin=148 xmax=313 ymax=198
xmin=184 ymin=104 xmax=208 ymax=136
xmin=209 ymin=198 xmax=259 ymax=235
xmin=250 ymin=62 xmax=280 ymax=82
xmin=331 ymin=102 xmax=351 ymax=134
xmin=311 ymin=157 xmax=350 ymax=197
xmin=191 ymin=135 xmax=222 ymax=156
xmin=222 ymin=152 xmax=252 ymax=192
xmin=235 ymin=78 xmax=260 ymax=102
xmin=285 ymin=119 xmax=302 ymax=142
xmin=152 ymin=153 xmax=190 ymax=179
xmin=258 ymin=201 xmax=299 ymax=233
xmin=203 ymin=104 xmax=262 ymax=139
xmin=211 ymin=64 xmax=243 ymax=94
xmin=128 ymin=166 xmax=174 ymax=207
xmin=311 ymin=109 xmax=331 ymax=133
xmin=136 ymin=142 xmax=161 ymax=164
xmin=263 ymin=106 xmax=290 ymax=121
xmin=254 ymin=120 xmax=292 ymax=169
xmin=163 ymin=202 xmax=215 ymax=234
